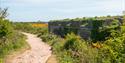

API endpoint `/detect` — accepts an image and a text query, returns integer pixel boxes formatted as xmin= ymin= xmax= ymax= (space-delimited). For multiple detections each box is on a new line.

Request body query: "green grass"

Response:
xmin=0 ymin=32 xmax=28 ymax=63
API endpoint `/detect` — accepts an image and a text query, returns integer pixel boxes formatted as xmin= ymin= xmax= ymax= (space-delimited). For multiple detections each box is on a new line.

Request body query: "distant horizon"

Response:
xmin=1 ymin=0 xmax=124 ymax=22
xmin=9 ymin=15 xmax=124 ymax=22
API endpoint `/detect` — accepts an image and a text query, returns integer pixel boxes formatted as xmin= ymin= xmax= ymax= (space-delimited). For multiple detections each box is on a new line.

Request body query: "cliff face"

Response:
xmin=48 ymin=16 xmax=123 ymax=40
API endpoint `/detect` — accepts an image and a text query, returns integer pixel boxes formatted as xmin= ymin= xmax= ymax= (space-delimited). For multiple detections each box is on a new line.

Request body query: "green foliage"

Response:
xmin=63 ymin=33 xmax=83 ymax=50
xmin=37 ymin=27 xmax=125 ymax=63
xmin=39 ymin=33 xmax=57 ymax=43
xmin=90 ymin=19 xmax=121 ymax=42
xmin=63 ymin=27 xmax=78 ymax=37
xmin=0 ymin=21 xmax=28 ymax=63
xmin=121 ymin=26 xmax=125 ymax=33
xmin=91 ymin=20 xmax=103 ymax=42
xmin=98 ymin=32 xmax=125 ymax=63
xmin=0 ymin=19 xmax=13 ymax=38
xmin=0 ymin=32 xmax=27 ymax=63
xmin=123 ymin=16 xmax=125 ymax=25
xmin=62 ymin=33 xmax=98 ymax=63
xmin=14 ymin=22 xmax=48 ymax=34
xmin=13 ymin=23 xmax=34 ymax=32
xmin=0 ymin=8 xmax=29 ymax=63
xmin=39 ymin=32 xmax=98 ymax=63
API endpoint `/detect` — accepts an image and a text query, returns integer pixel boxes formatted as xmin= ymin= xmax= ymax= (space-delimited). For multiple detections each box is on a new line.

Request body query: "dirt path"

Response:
xmin=11 ymin=32 xmax=52 ymax=63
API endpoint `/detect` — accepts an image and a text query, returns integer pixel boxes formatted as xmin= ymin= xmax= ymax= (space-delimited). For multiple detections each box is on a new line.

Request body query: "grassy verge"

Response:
xmin=0 ymin=32 xmax=29 ymax=63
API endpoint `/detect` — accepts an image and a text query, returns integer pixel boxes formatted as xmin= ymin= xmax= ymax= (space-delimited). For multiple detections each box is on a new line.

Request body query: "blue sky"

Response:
xmin=0 ymin=0 xmax=125 ymax=22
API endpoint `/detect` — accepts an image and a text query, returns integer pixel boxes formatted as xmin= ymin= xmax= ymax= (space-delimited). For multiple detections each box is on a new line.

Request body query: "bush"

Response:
xmin=40 ymin=31 xmax=125 ymax=63
xmin=13 ymin=23 xmax=34 ymax=32
xmin=0 ymin=19 xmax=13 ymax=39
xmin=62 ymin=33 xmax=98 ymax=63
xmin=0 ymin=31 xmax=28 ymax=63
xmin=0 ymin=8 xmax=29 ymax=63
xmin=98 ymin=32 xmax=125 ymax=63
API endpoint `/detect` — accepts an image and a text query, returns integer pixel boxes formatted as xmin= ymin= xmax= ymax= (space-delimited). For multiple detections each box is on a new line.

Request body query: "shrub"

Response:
xmin=97 ymin=30 xmax=125 ymax=63
xmin=0 ymin=8 xmax=29 ymax=63
xmin=0 ymin=31 xmax=28 ymax=63
xmin=60 ymin=33 xmax=98 ymax=63
xmin=0 ymin=19 xmax=13 ymax=39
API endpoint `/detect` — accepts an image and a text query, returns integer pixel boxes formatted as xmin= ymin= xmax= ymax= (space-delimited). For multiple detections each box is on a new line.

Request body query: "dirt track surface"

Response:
xmin=12 ymin=32 xmax=52 ymax=63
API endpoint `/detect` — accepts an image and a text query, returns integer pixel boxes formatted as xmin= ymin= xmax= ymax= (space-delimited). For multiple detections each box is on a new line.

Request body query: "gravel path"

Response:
xmin=12 ymin=32 xmax=52 ymax=63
